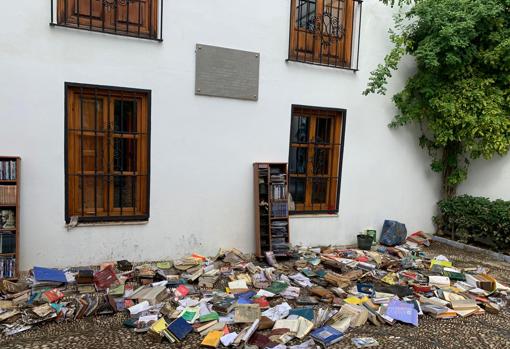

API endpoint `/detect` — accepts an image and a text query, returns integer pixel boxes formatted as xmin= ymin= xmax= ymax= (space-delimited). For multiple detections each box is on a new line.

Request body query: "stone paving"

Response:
xmin=1 ymin=241 xmax=510 ymax=349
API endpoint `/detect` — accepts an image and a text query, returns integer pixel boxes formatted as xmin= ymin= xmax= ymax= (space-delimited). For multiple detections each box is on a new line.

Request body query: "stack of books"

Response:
xmin=272 ymin=183 xmax=287 ymax=200
xmin=271 ymin=221 xmax=289 ymax=255
xmin=0 ymin=160 xmax=16 ymax=180
xmin=0 ymin=257 xmax=16 ymax=278
xmin=0 ymin=186 xmax=16 ymax=205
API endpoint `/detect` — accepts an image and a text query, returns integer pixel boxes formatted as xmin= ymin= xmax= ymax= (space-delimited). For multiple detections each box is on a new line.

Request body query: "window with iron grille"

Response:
xmin=288 ymin=105 xmax=345 ymax=214
xmin=65 ymin=83 xmax=150 ymax=223
xmin=51 ymin=0 xmax=162 ymax=41
xmin=288 ymin=0 xmax=363 ymax=70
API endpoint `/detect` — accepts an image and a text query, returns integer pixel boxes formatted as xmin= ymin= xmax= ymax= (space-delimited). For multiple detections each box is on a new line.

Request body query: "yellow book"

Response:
xmin=150 ymin=318 xmax=168 ymax=334
xmin=201 ymin=330 xmax=223 ymax=348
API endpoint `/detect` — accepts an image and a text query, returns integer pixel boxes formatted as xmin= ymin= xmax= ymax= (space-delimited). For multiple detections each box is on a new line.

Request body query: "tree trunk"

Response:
xmin=441 ymin=143 xmax=458 ymax=200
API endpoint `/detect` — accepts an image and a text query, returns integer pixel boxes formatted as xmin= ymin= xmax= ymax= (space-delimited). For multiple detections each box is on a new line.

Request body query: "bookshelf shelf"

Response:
xmin=254 ymin=162 xmax=290 ymax=258
xmin=0 ymin=156 xmax=20 ymax=280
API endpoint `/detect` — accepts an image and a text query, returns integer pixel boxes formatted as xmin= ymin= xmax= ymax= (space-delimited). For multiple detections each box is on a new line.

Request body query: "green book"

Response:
xmin=199 ymin=311 xmax=219 ymax=323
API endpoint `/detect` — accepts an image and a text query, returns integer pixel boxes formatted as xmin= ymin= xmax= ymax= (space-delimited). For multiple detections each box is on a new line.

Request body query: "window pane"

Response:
xmin=315 ymin=117 xmax=332 ymax=144
xmin=79 ymin=175 xmax=104 ymax=213
xmin=289 ymin=177 xmax=306 ymax=204
xmin=82 ymin=135 xmax=105 ymax=172
xmin=313 ymin=148 xmax=330 ymax=175
xmin=311 ymin=178 xmax=328 ymax=204
xmin=289 ymin=147 xmax=308 ymax=174
xmin=296 ymin=0 xmax=316 ymax=30
xmin=290 ymin=116 xmax=309 ymax=143
xmin=80 ymin=98 xmax=104 ymax=131
xmin=114 ymin=100 xmax=137 ymax=133
xmin=113 ymin=176 xmax=135 ymax=208
xmin=114 ymin=138 xmax=137 ymax=172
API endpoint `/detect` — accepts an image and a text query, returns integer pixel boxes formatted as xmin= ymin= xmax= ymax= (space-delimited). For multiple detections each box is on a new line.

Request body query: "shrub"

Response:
xmin=434 ymin=195 xmax=510 ymax=252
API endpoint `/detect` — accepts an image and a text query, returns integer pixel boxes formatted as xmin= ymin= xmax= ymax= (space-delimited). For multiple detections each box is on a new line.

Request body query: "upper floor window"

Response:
xmin=65 ymin=83 xmax=151 ymax=223
xmin=288 ymin=0 xmax=363 ymax=70
xmin=51 ymin=0 xmax=162 ymax=41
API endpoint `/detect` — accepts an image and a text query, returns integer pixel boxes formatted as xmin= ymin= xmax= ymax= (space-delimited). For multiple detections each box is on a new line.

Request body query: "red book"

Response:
xmin=43 ymin=289 xmax=64 ymax=303
xmin=252 ymin=297 xmax=270 ymax=309
xmin=175 ymin=284 xmax=189 ymax=297
xmin=94 ymin=266 xmax=120 ymax=290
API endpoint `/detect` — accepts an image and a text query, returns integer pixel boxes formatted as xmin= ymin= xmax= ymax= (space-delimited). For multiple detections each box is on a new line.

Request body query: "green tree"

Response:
xmin=364 ymin=0 xmax=510 ymax=198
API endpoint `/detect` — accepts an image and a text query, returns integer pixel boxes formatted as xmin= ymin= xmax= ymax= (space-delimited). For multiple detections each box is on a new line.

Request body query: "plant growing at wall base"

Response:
xmin=364 ymin=0 xmax=510 ymax=198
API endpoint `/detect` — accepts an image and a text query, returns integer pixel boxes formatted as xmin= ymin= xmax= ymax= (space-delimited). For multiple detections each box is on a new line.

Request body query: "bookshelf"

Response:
xmin=253 ymin=162 xmax=290 ymax=258
xmin=0 ymin=156 xmax=20 ymax=280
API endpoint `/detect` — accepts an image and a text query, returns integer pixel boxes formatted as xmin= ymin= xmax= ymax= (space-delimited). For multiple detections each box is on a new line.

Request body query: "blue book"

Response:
xmin=33 ymin=266 xmax=67 ymax=283
xmin=311 ymin=326 xmax=343 ymax=346
xmin=167 ymin=317 xmax=193 ymax=341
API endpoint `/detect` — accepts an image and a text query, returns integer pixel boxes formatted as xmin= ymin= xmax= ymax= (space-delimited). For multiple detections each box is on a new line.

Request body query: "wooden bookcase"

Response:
xmin=0 ymin=156 xmax=20 ymax=280
xmin=254 ymin=162 xmax=290 ymax=258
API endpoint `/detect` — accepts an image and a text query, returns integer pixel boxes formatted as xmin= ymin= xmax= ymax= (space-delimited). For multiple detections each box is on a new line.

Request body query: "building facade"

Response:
xmin=1 ymin=0 xmax=507 ymax=269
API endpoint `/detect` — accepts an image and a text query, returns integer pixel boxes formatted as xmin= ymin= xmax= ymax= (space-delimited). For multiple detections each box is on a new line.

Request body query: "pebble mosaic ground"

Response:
xmin=1 ymin=241 xmax=509 ymax=349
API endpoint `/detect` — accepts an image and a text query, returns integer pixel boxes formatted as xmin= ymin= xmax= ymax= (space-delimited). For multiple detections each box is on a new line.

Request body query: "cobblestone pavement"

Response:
xmin=1 ymin=241 xmax=510 ymax=349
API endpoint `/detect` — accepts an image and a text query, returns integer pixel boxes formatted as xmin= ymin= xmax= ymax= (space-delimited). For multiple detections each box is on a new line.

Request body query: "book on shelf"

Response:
xmin=0 ymin=161 xmax=16 ymax=181
xmin=0 ymin=186 xmax=16 ymax=205
xmin=0 ymin=257 xmax=16 ymax=279
xmin=0 ymin=232 xmax=16 ymax=254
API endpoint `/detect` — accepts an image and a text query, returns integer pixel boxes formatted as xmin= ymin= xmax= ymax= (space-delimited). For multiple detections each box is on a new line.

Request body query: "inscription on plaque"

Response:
xmin=195 ymin=44 xmax=260 ymax=101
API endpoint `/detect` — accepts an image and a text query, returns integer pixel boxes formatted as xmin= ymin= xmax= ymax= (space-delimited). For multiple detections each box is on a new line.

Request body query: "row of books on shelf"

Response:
xmin=0 ymin=257 xmax=16 ymax=278
xmin=0 ymin=232 xmax=15 ymax=254
xmin=0 ymin=185 xmax=16 ymax=205
xmin=272 ymin=184 xmax=287 ymax=200
xmin=271 ymin=202 xmax=288 ymax=217
xmin=0 ymin=160 xmax=16 ymax=180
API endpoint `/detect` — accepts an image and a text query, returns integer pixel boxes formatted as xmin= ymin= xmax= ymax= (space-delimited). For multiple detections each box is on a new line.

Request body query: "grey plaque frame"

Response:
xmin=195 ymin=44 xmax=260 ymax=101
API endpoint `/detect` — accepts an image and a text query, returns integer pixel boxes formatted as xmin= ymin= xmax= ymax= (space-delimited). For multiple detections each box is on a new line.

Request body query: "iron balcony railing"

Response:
xmin=288 ymin=0 xmax=363 ymax=71
xmin=50 ymin=0 xmax=163 ymax=41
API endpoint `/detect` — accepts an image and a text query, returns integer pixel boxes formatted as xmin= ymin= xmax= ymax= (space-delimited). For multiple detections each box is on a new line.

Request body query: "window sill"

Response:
xmin=286 ymin=58 xmax=358 ymax=72
xmin=66 ymin=220 xmax=148 ymax=229
xmin=290 ymin=213 xmax=339 ymax=219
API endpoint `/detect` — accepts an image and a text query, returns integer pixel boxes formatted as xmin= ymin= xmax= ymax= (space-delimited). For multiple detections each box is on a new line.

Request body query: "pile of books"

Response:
xmin=0 ymin=160 xmax=16 ymax=180
xmin=0 ymin=186 xmax=16 ymax=205
xmin=0 ymin=257 xmax=16 ymax=278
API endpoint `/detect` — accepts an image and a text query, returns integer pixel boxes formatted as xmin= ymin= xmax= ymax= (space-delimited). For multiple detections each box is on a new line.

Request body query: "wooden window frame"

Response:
xmin=65 ymin=82 xmax=151 ymax=224
xmin=288 ymin=0 xmax=359 ymax=69
xmin=288 ymin=105 xmax=346 ymax=215
xmin=54 ymin=0 xmax=161 ymax=41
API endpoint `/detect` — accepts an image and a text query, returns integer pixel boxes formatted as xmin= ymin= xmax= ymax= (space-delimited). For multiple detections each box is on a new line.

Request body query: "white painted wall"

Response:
xmin=0 ymin=0 xmax=452 ymax=269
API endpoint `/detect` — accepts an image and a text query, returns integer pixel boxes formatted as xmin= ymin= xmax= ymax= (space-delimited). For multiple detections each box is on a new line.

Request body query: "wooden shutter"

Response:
xmin=58 ymin=0 xmax=111 ymax=28
xmin=115 ymin=0 xmax=158 ymax=36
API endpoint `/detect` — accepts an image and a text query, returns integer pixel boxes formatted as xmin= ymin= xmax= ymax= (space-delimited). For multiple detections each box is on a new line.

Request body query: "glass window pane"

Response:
xmin=296 ymin=0 xmax=317 ymax=30
xmin=313 ymin=148 xmax=330 ymax=175
xmin=315 ymin=117 xmax=332 ymax=144
xmin=114 ymin=176 xmax=135 ymax=208
xmin=290 ymin=116 xmax=309 ymax=143
xmin=114 ymin=100 xmax=137 ymax=133
xmin=311 ymin=178 xmax=327 ymax=204
xmin=114 ymin=138 xmax=137 ymax=172
xmin=289 ymin=147 xmax=308 ymax=174
xmin=289 ymin=177 xmax=306 ymax=204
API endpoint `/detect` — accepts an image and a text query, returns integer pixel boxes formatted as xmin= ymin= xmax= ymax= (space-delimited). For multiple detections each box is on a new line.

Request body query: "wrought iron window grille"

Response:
xmin=288 ymin=0 xmax=363 ymax=71
xmin=50 ymin=0 xmax=163 ymax=41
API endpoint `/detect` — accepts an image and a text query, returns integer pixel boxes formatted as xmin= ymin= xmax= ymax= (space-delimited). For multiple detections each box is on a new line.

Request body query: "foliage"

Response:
xmin=434 ymin=195 xmax=510 ymax=251
xmin=364 ymin=0 xmax=510 ymax=198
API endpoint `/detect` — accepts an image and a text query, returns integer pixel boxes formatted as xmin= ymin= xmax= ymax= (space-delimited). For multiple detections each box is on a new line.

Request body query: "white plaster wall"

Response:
xmin=0 ymin=0 xmax=442 ymax=269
